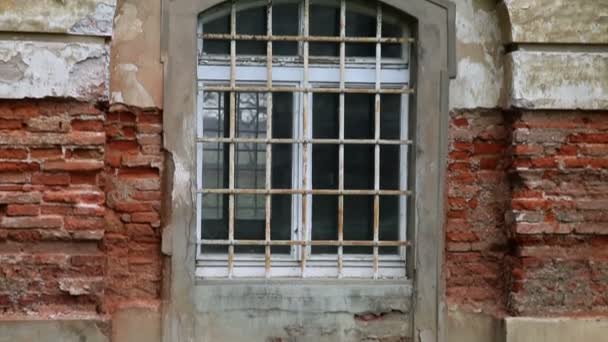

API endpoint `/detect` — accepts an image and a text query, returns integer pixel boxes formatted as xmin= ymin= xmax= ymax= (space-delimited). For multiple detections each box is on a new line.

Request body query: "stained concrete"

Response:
xmin=112 ymin=307 xmax=161 ymax=342
xmin=502 ymin=0 xmax=608 ymax=44
xmin=0 ymin=0 xmax=116 ymax=36
xmin=0 ymin=319 xmax=109 ymax=342
xmin=447 ymin=309 xmax=505 ymax=342
xmin=0 ymin=37 xmax=110 ymax=100
xmin=505 ymin=317 xmax=608 ymax=342
xmin=506 ymin=51 xmax=608 ymax=110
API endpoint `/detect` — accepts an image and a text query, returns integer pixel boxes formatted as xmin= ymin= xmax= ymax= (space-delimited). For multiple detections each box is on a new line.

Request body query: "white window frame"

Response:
xmin=195 ymin=0 xmax=412 ymax=279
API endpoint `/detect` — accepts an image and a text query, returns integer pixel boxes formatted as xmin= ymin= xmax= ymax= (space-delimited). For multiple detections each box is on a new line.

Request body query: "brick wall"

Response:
xmin=509 ymin=111 xmax=608 ymax=316
xmin=447 ymin=110 xmax=608 ymax=317
xmin=446 ymin=110 xmax=511 ymax=316
xmin=0 ymin=100 xmax=163 ymax=317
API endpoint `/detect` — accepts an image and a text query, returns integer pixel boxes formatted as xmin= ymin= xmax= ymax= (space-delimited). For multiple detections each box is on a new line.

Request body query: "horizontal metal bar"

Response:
xmin=200 ymin=33 xmax=414 ymax=44
xmin=199 ymin=189 xmax=411 ymax=196
xmin=198 ymin=239 xmax=411 ymax=247
xmin=197 ymin=137 xmax=412 ymax=145
xmin=201 ymin=85 xmax=413 ymax=94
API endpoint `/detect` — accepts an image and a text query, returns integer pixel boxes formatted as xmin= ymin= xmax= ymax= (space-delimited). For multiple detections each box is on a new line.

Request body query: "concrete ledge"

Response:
xmin=448 ymin=310 xmax=505 ymax=342
xmin=506 ymin=317 xmax=608 ymax=342
xmin=0 ymin=319 xmax=109 ymax=342
xmin=112 ymin=307 xmax=161 ymax=342
xmin=506 ymin=51 xmax=608 ymax=110
xmin=501 ymin=0 xmax=608 ymax=44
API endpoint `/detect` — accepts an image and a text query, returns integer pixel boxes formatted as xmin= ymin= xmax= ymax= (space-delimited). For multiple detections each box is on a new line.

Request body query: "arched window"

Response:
xmin=196 ymin=0 xmax=414 ymax=279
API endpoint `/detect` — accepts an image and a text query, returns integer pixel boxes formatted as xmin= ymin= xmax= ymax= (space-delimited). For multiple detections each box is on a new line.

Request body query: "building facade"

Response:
xmin=0 ymin=0 xmax=607 ymax=341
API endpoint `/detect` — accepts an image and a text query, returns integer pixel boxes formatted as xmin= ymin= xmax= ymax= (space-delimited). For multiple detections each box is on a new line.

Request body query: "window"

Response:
xmin=196 ymin=0 xmax=413 ymax=279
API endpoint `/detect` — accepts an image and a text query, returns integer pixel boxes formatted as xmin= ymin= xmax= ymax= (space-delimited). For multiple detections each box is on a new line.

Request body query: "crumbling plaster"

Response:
xmin=0 ymin=38 xmax=110 ymax=100
xmin=0 ymin=0 xmax=116 ymax=36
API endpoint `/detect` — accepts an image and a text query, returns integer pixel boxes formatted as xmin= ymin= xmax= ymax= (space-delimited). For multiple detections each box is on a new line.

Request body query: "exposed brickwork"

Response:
xmin=0 ymin=100 xmax=163 ymax=317
xmin=509 ymin=111 xmax=608 ymax=316
xmin=446 ymin=110 xmax=511 ymax=316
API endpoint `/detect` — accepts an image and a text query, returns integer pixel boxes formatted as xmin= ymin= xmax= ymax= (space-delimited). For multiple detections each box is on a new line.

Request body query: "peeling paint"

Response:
xmin=0 ymin=0 xmax=116 ymax=36
xmin=0 ymin=39 xmax=109 ymax=100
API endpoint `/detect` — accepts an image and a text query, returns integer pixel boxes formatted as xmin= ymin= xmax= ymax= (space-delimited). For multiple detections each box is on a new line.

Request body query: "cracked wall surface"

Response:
xmin=0 ymin=39 xmax=110 ymax=100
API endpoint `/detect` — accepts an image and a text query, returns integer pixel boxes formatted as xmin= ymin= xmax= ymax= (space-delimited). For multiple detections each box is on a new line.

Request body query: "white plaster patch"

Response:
xmin=114 ymin=63 xmax=155 ymax=107
xmin=0 ymin=39 xmax=109 ymax=100
xmin=450 ymin=57 xmax=502 ymax=109
xmin=454 ymin=0 xmax=501 ymax=44
xmin=507 ymin=51 xmax=608 ymax=110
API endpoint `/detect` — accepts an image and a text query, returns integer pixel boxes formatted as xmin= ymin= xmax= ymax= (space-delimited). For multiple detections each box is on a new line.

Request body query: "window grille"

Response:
xmin=196 ymin=0 xmax=413 ymax=279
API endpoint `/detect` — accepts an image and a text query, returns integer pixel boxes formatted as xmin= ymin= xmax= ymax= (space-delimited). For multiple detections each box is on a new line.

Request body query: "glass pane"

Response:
xmin=312 ymin=195 xmax=338 ymax=254
xmin=236 ymin=5 xmax=266 ymax=55
xmin=313 ymin=93 xmax=339 ymax=139
xmin=273 ymin=3 xmax=299 ymax=55
xmin=272 ymin=92 xmax=294 ymax=139
xmin=202 ymin=12 xmax=230 ymax=55
xmin=202 ymin=92 xmax=227 ymax=138
xmin=236 ymin=92 xmax=267 ymax=138
xmin=345 ymin=94 xmax=374 ymax=139
xmin=234 ymin=194 xmax=292 ymax=254
xmin=310 ymin=2 xmax=339 ymax=56
xmin=379 ymin=195 xmax=400 ymax=255
xmin=202 ymin=142 xmax=227 ymax=189
xmin=235 ymin=143 xmax=266 ymax=189
xmin=380 ymin=95 xmax=402 ymax=190
xmin=382 ymin=14 xmax=403 ymax=58
xmin=344 ymin=145 xmax=374 ymax=190
xmin=344 ymin=196 xmax=373 ymax=254
xmin=346 ymin=8 xmax=376 ymax=57
xmin=202 ymin=194 xmax=229 ymax=254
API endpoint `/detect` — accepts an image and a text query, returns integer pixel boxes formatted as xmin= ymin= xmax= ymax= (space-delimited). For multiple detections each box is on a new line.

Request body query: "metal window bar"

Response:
xmin=198 ymin=0 xmax=412 ymax=278
xmin=300 ymin=0 xmax=310 ymax=277
xmin=199 ymin=33 xmax=413 ymax=44
xmin=265 ymin=0 xmax=273 ymax=278
xmin=228 ymin=0 xmax=237 ymax=277
xmin=337 ymin=0 xmax=346 ymax=278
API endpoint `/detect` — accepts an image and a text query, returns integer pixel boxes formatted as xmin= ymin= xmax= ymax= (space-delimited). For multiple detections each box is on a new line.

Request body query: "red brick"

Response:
xmin=43 ymin=160 xmax=104 ymax=171
xmin=0 ymin=149 xmax=28 ymax=159
xmin=114 ymin=201 xmax=155 ymax=213
xmin=0 ymin=191 xmax=41 ymax=204
xmin=569 ymin=133 xmax=608 ymax=144
xmin=31 ymin=148 xmax=63 ymax=159
xmin=107 ymin=141 xmax=139 ymax=152
xmin=131 ymin=212 xmax=160 ymax=223
xmin=138 ymin=114 xmax=161 ymax=124
xmin=6 ymin=204 xmax=40 ymax=216
xmin=0 ymin=162 xmax=39 ymax=172
xmin=473 ymin=143 xmax=504 ymax=155
xmin=452 ymin=117 xmax=469 ymax=127
xmin=0 ymin=119 xmax=23 ymax=130
xmin=512 ymin=199 xmax=550 ymax=211
xmin=0 ymin=216 xmax=63 ymax=229
xmin=65 ymin=216 xmax=105 ymax=230
xmin=43 ymin=189 xmax=104 ymax=204
xmin=71 ymin=120 xmax=104 ymax=131
xmin=514 ymin=144 xmax=543 ymax=156
xmin=32 ymin=172 xmax=70 ymax=186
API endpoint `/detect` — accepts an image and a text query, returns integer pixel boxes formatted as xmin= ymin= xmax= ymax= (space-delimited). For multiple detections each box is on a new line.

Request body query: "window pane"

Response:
xmin=344 ymin=196 xmax=373 ymax=254
xmin=236 ymin=5 xmax=266 ymax=55
xmin=379 ymin=195 xmax=400 ymax=255
xmin=235 ymin=143 xmax=265 ymax=189
xmin=346 ymin=8 xmax=376 ymax=57
xmin=380 ymin=95 xmax=402 ymax=190
xmin=382 ymin=14 xmax=403 ymax=58
xmin=202 ymin=194 xmax=229 ymax=254
xmin=201 ymin=13 xmax=230 ymax=55
xmin=202 ymin=142 xmax=227 ymax=189
xmin=313 ymin=93 xmax=339 ymax=139
xmin=273 ymin=3 xmax=299 ymax=55
xmin=202 ymin=92 xmax=227 ymax=138
xmin=344 ymin=145 xmax=374 ymax=189
xmin=312 ymin=196 xmax=338 ymax=254
xmin=345 ymin=94 xmax=374 ymax=139
xmin=237 ymin=93 xmax=267 ymax=138
xmin=310 ymin=2 xmax=339 ymax=56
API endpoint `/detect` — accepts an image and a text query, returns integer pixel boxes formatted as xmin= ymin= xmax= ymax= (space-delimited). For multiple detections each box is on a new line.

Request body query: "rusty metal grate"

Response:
xmin=196 ymin=0 xmax=413 ymax=279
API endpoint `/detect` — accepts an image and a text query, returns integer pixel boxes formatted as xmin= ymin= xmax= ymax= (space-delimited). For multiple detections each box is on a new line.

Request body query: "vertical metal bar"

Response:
xmin=337 ymin=0 xmax=346 ymax=279
xmin=373 ymin=3 xmax=382 ymax=279
xmin=264 ymin=0 xmax=273 ymax=279
xmin=228 ymin=0 xmax=237 ymax=278
xmin=300 ymin=0 xmax=310 ymax=277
